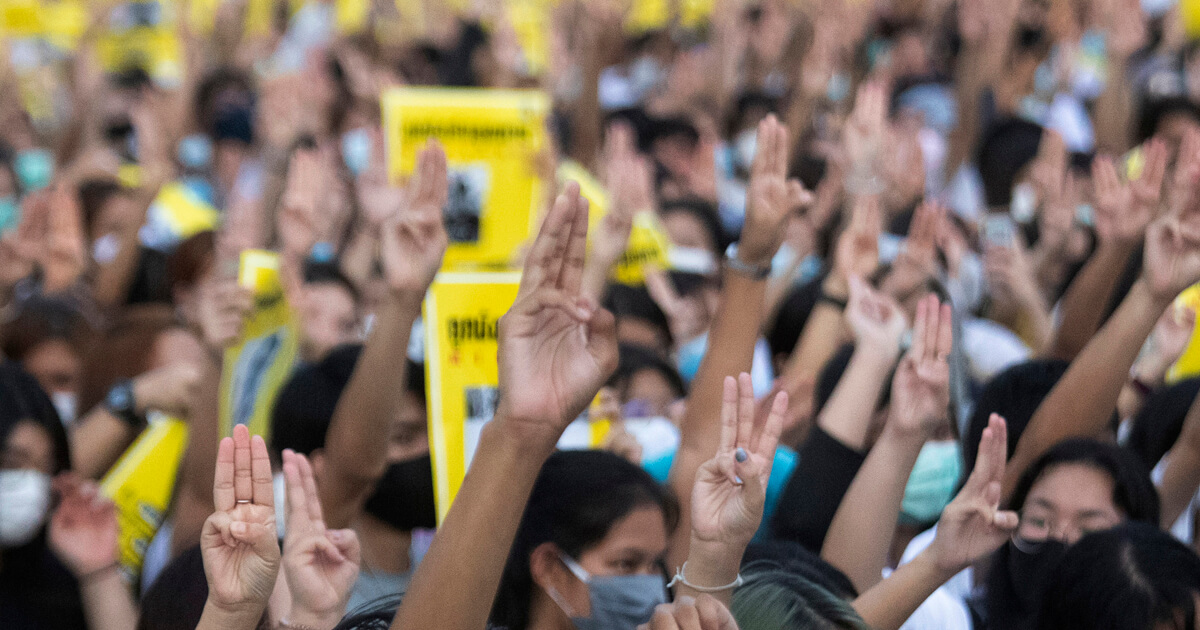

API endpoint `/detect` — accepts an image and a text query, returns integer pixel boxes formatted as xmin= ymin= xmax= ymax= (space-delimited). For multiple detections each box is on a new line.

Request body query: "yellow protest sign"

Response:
xmin=383 ymin=87 xmax=550 ymax=270
xmin=96 ymin=1 xmax=184 ymax=84
xmin=1184 ymin=0 xmax=1200 ymax=39
xmin=100 ymin=414 xmax=189 ymax=586
xmin=219 ymin=250 xmax=300 ymax=439
xmin=424 ymin=271 xmax=521 ymax=523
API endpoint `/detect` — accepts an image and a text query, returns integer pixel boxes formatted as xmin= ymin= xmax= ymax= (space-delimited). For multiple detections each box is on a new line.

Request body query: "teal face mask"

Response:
xmin=676 ymin=333 xmax=708 ymax=385
xmin=15 ymin=149 xmax=53 ymax=192
xmin=0 ymin=196 xmax=18 ymax=234
xmin=341 ymin=127 xmax=372 ymax=176
xmin=900 ymin=440 xmax=962 ymax=526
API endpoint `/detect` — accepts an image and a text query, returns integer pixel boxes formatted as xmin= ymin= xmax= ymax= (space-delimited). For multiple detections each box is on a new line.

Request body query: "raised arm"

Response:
xmin=853 ymin=414 xmax=1018 ymax=630
xmin=1091 ymin=0 xmax=1147 ymax=155
xmin=1047 ymin=140 xmax=1166 ymax=361
xmin=1005 ymin=194 xmax=1200 ymax=499
xmin=822 ymin=294 xmax=953 ymax=593
xmin=319 ymin=141 xmax=448 ymax=530
xmin=580 ymin=122 xmax=652 ymax=302
xmin=389 ymin=182 xmax=619 ymax=630
xmin=667 ymin=115 xmax=807 ymax=569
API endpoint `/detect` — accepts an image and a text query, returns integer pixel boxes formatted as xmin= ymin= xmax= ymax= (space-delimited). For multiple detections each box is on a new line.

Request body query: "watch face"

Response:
xmin=108 ymin=385 xmax=130 ymax=411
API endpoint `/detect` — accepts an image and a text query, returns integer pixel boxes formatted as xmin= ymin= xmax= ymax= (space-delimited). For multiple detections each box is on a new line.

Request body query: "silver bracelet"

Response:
xmin=666 ymin=561 xmax=745 ymax=592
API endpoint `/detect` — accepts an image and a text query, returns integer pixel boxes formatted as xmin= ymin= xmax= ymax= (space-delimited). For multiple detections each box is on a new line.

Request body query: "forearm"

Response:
xmin=943 ymin=45 xmax=985 ymax=184
xmin=1015 ymin=291 xmax=1055 ymax=355
xmin=1093 ymin=58 xmax=1135 ymax=155
xmin=782 ymin=302 xmax=846 ymax=397
xmin=80 ymin=569 xmax=140 ymax=630
xmin=1046 ymin=242 xmax=1135 ymax=361
xmin=390 ymin=418 xmax=552 ymax=630
xmin=1158 ymin=444 xmax=1200 ymax=527
xmin=853 ymin=550 xmax=954 ymax=630
xmin=71 ymin=410 xmax=139 ymax=479
xmin=173 ymin=357 xmax=223 ymax=556
xmin=668 ymin=271 xmax=766 ymax=567
xmin=322 ymin=292 xmax=422 ymax=529
xmin=1006 ymin=280 xmax=1166 ymax=498
xmin=816 ymin=348 xmax=895 ymax=451
xmin=822 ymin=427 xmax=925 ymax=592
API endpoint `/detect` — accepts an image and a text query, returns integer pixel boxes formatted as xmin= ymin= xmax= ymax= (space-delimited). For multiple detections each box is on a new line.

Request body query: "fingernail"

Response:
xmin=735 ymin=447 xmax=748 ymax=463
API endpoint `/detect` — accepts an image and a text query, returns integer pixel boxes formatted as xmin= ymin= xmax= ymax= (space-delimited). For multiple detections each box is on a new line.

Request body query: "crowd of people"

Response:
xmin=9 ymin=0 xmax=1200 ymax=628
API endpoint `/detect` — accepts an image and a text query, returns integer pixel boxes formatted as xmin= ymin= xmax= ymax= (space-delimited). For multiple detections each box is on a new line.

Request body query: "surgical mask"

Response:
xmin=667 ymin=247 xmax=717 ymax=275
xmin=676 ymin=333 xmax=708 ymax=384
xmin=900 ymin=440 xmax=962 ymax=526
xmin=341 ymin=127 xmax=372 ymax=176
xmin=0 ymin=469 xmax=52 ymax=547
xmin=15 ymin=148 xmax=53 ymax=191
xmin=0 ymin=195 xmax=18 ymax=234
xmin=362 ymin=454 xmax=437 ymax=532
xmin=92 ymin=233 xmax=121 ymax=265
xmin=827 ymin=73 xmax=851 ymax=104
xmin=548 ymin=553 xmax=667 ymax=630
xmin=51 ymin=391 xmax=77 ymax=425
xmin=733 ymin=128 xmax=757 ymax=172
xmin=1010 ymin=182 xmax=1037 ymax=224
xmin=178 ymin=134 xmax=213 ymax=170
xmin=630 ymin=56 xmax=665 ymax=96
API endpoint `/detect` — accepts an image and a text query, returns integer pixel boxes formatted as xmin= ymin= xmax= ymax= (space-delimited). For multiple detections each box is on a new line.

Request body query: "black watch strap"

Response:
xmin=105 ymin=379 xmax=144 ymax=429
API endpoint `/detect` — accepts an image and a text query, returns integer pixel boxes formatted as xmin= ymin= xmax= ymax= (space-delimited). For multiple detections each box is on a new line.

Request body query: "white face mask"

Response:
xmin=0 ymin=469 xmax=52 ymax=547
xmin=733 ymin=128 xmax=758 ymax=172
xmin=51 ymin=391 xmax=77 ymax=425
xmin=92 ymin=233 xmax=121 ymax=265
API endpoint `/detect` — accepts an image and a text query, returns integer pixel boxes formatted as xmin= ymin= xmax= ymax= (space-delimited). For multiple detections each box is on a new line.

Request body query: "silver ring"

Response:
xmin=236 ymin=499 xmax=251 ymax=504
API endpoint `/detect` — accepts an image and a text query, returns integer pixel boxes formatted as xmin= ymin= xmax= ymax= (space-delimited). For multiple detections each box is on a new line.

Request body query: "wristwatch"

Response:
xmin=105 ymin=379 xmax=144 ymax=429
xmin=724 ymin=243 xmax=772 ymax=280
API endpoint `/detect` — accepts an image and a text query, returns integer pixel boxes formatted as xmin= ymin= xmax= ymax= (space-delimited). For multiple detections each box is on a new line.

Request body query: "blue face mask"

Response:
xmin=14 ymin=148 xmax=53 ymax=191
xmin=0 ymin=196 xmax=17 ymax=234
xmin=900 ymin=440 xmax=962 ymax=526
xmin=676 ymin=333 xmax=708 ymax=385
xmin=550 ymin=554 xmax=667 ymax=630
xmin=341 ymin=127 xmax=372 ymax=176
xmin=178 ymin=134 xmax=213 ymax=170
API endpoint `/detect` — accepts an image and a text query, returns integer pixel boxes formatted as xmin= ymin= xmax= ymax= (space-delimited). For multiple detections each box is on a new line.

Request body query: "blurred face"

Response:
xmin=23 ymin=339 xmax=82 ymax=399
xmin=539 ymin=505 xmax=669 ymax=619
xmin=1158 ymin=113 xmax=1200 ymax=161
xmin=388 ymin=391 xmax=429 ymax=463
xmin=1 ymin=421 xmax=55 ymax=475
xmin=661 ymin=212 xmax=716 ymax=255
xmin=623 ymin=368 xmax=678 ymax=418
xmin=1017 ymin=463 xmax=1123 ymax=545
xmin=300 ymin=283 xmax=359 ymax=362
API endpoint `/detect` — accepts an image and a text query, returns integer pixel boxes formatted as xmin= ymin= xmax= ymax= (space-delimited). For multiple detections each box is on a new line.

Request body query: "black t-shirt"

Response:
xmin=770 ymin=426 xmax=867 ymax=552
xmin=0 ymin=538 xmax=87 ymax=630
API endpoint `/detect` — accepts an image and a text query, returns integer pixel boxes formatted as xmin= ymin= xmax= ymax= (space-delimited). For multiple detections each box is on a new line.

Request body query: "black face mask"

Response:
xmin=986 ymin=538 xmax=1069 ymax=628
xmin=211 ymin=103 xmax=255 ymax=145
xmin=362 ymin=454 xmax=437 ymax=532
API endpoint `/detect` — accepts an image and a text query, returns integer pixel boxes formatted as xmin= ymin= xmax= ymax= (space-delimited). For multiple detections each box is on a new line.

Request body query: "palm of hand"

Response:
xmin=1144 ymin=217 xmax=1200 ymax=300
xmin=287 ymin=537 xmax=358 ymax=612
xmin=382 ymin=143 xmax=449 ymax=292
xmin=499 ymin=306 xmax=604 ymax=429
xmin=49 ymin=509 xmax=118 ymax=573
xmin=691 ymin=455 xmax=768 ymax=544
xmin=891 ymin=356 xmax=949 ymax=434
xmin=932 ymin=503 xmax=1009 ymax=571
xmin=847 ymin=291 xmax=905 ymax=354
xmin=202 ymin=504 xmax=279 ymax=607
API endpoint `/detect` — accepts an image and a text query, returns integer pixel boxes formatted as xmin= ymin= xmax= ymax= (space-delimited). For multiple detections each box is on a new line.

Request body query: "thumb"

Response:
xmin=586 ymin=307 xmax=618 ymax=371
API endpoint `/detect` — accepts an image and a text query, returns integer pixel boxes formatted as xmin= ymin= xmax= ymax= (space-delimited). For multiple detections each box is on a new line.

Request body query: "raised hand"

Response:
xmin=195 ymin=276 xmax=253 ymax=356
xmin=42 ymin=185 xmax=87 ymax=293
xmin=1140 ymin=195 xmax=1200 ymax=303
xmin=927 ymin=414 xmax=1019 ymax=573
xmin=48 ymin=474 xmax=119 ymax=578
xmin=832 ymin=195 xmax=882 ymax=285
xmin=380 ymin=140 xmax=449 ymax=294
xmin=844 ymin=81 xmax=887 ymax=181
xmin=887 ymin=294 xmax=953 ymax=436
xmin=690 ymin=374 xmax=787 ymax=549
xmin=637 ymin=595 xmax=740 ymax=630
xmin=1167 ymin=127 xmax=1200 ymax=216
xmin=281 ymin=449 xmax=361 ymax=629
xmin=884 ymin=200 xmax=945 ymax=297
xmin=279 ymin=147 xmax=328 ymax=260
xmin=132 ymin=362 xmax=203 ymax=418
xmin=1092 ymin=139 xmax=1166 ymax=245
xmin=846 ymin=276 xmax=907 ymax=358
xmin=495 ymin=182 xmax=619 ymax=440
xmin=739 ymin=115 xmax=809 ymax=267
xmin=200 ymin=425 xmax=280 ymax=616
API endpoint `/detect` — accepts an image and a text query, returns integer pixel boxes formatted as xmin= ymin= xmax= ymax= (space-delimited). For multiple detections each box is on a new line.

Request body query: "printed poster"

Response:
xmin=383 ymin=87 xmax=549 ymax=270
xmin=423 ymin=271 xmax=521 ymax=523
xmin=219 ymin=250 xmax=300 ymax=440
xmin=100 ymin=414 xmax=189 ymax=588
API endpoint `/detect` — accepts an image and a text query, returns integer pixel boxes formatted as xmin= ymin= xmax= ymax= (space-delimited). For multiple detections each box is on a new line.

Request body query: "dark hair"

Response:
xmin=303 ymin=260 xmax=360 ymax=304
xmin=732 ymin=560 xmax=872 ymax=630
xmin=602 ymin=283 xmax=671 ymax=347
xmin=976 ymin=118 xmax=1044 ymax=208
xmin=490 ymin=450 xmax=679 ymax=630
xmin=1 ymin=296 xmax=93 ymax=364
xmin=1125 ymin=377 xmax=1200 ymax=470
xmin=766 ymin=274 xmax=824 ymax=362
xmin=1038 ymin=523 xmax=1200 ymax=630
xmin=659 ymin=197 xmax=728 ymax=256
xmin=0 ymin=361 xmax=69 ymax=474
xmin=742 ymin=540 xmax=859 ymax=599
xmin=1006 ymin=438 xmax=1159 ymax=524
xmin=194 ymin=67 xmax=255 ymax=135
xmin=813 ymin=343 xmax=894 ymax=417
xmin=1138 ymin=97 xmax=1200 ymax=144
xmin=962 ymin=359 xmax=1069 ymax=473
xmin=611 ymin=343 xmax=686 ymax=400
xmin=333 ymin=596 xmax=403 ymax=630
xmin=77 ymin=305 xmax=180 ymax=415
xmin=166 ymin=231 xmax=216 ymax=296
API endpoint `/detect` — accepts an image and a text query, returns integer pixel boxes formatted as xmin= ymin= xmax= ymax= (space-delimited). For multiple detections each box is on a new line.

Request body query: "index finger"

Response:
xmin=214 ymin=437 xmax=236 ymax=511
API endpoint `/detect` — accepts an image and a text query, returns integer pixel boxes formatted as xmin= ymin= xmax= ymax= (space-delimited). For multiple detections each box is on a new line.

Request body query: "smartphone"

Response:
xmin=984 ymin=214 xmax=1016 ymax=248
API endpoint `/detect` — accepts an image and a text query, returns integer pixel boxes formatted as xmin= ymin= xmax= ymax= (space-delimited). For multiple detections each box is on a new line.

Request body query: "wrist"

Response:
xmin=485 ymin=412 xmax=561 ymax=460
xmin=284 ymin=606 xmax=342 ymax=630
xmin=200 ymin=598 xmax=267 ymax=628
xmin=916 ymin=544 xmax=963 ymax=582
xmin=682 ymin=536 xmax=746 ymax=586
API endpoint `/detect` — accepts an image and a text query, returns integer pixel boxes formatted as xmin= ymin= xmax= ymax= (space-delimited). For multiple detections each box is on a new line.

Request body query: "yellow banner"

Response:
xmin=383 ymin=87 xmax=549 ymax=270
xmin=424 ymin=271 xmax=521 ymax=523
xmin=100 ymin=414 xmax=189 ymax=586
xmin=219 ymin=250 xmax=300 ymax=439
